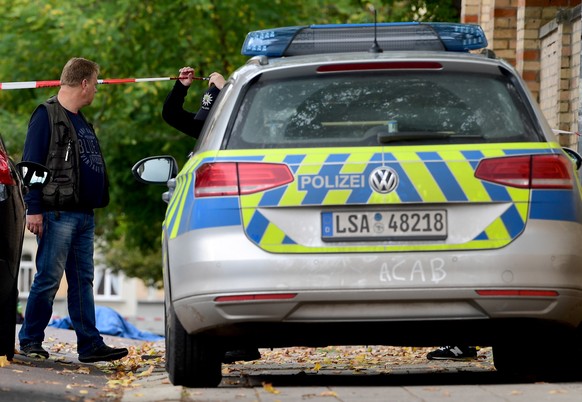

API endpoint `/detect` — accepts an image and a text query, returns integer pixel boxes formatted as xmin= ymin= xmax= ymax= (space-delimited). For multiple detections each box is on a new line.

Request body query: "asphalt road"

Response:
xmin=2 ymin=326 xmax=582 ymax=401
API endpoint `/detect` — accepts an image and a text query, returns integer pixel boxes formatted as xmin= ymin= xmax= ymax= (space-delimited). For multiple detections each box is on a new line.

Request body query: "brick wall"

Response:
xmin=462 ymin=1 xmax=581 ymax=149
xmin=570 ymin=15 xmax=581 ymax=148
xmin=539 ymin=22 xmax=561 ymax=130
xmin=517 ymin=4 xmax=545 ymax=100
xmin=493 ymin=0 xmax=518 ymax=66
xmin=462 ymin=0 xmax=495 ymax=41
xmin=539 ymin=8 xmax=580 ymax=148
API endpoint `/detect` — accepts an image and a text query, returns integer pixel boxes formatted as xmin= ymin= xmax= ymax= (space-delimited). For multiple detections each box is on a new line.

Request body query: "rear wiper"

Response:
xmin=377 ymin=130 xmax=455 ymax=144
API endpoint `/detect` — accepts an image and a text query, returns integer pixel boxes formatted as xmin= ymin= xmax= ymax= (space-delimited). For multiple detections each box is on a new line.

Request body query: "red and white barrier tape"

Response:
xmin=0 ymin=75 xmax=208 ymax=90
xmin=553 ymin=129 xmax=581 ymax=136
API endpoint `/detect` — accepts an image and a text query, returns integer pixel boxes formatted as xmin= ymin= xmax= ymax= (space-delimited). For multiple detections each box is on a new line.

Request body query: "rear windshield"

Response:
xmin=227 ymin=71 xmax=542 ymax=149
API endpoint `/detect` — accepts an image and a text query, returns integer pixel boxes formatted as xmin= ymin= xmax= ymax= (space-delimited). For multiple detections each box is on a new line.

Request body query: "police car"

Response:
xmin=133 ymin=22 xmax=582 ymax=387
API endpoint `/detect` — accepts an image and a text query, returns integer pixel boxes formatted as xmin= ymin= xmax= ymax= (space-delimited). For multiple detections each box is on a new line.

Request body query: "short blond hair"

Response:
xmin=60 ymin=57 xmax=100 ymax=86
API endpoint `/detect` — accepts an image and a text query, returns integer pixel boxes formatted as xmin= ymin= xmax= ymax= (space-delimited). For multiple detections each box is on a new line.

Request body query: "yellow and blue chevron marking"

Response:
xmin=163 ymin=143 xmax=582 ymax=253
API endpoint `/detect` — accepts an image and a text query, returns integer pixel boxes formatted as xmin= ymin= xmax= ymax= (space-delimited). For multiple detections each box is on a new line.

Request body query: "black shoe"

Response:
xmin=78 ymin=345 xmax=129 ymax=363
xmin=427 ymin=346 xmax=477 ymax=361
xmin=222 ymin=348 xmax=261 ymax=363
xmin=20 ymin=343 xmax=49 ymax=359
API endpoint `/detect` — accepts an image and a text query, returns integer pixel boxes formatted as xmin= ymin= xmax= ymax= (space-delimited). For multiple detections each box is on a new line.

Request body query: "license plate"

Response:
xmin=321 ymin=210 xmax=447 ymax=241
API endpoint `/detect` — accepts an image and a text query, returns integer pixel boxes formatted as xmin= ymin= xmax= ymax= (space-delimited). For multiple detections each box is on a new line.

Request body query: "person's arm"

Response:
xmin=192 ymin=72 xmax=225 ymax=120
xmin=161 ymin=80 xmax=206 ymax=138
xmin=23 ymin=105 xmax=50 ymax=237
xmin=193 ymin=85 xmax=221 ymax=120
xmin=22 ymin=106 xmax=50 ymax=216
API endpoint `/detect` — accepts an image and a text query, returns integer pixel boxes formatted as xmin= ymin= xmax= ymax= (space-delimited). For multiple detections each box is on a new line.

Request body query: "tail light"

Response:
xmin=475 ymin=154 xmax=574 ymax=189
xmin=214 ymin=293 xmax=297 ymax=302
xmin=0 ymin=152 xmax=16 ymax=185
xmin=476 ymin=289 xmax=558 ymax=297
xmin=195 ymin=162 xmax=294 ymax=197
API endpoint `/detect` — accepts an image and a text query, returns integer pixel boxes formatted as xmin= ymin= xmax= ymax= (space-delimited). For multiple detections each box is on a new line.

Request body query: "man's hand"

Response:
xmin=26 ymin=214 xmax=43 ymax=237
xmin=208 ymin=72 xmax=225 ymax=89
xmin=178 ymin=66 xmax=195 ymax=87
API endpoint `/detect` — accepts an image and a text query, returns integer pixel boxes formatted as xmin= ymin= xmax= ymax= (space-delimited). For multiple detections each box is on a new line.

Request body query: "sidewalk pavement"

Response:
xmin=10 ymin=326 xmax=582 ymax=402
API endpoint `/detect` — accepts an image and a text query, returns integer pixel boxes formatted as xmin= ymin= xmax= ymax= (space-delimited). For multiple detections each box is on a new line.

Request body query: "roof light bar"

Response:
xmin=428 ymin=22 xmax=488 ymax=52
xmin=241 ymin=22 xmax=487 ymax=57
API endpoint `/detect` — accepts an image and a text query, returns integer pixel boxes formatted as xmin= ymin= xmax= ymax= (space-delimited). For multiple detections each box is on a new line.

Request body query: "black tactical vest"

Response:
xmin=39 ymin=96 xmax=108 ymax=209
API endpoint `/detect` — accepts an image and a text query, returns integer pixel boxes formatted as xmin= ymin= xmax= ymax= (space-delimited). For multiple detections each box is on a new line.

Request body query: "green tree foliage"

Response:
xmin=0 ymin=0 xmax=458 ymax=286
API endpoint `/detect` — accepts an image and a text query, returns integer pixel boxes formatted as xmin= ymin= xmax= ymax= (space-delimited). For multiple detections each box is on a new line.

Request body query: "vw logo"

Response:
xmin=369 ymin=166 xmax=398 ymax=194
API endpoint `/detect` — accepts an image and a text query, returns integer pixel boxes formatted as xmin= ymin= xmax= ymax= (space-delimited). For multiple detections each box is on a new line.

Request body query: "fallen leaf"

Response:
xmin=0 ymin=356 xmax=10 ymax=367
xmin=136 ymin=365 xmax=154 ymax=377
xmin=62 ymin=367 xmax=91 ymax=375
xmin=548 ymin=389 xmax=568 ymax=394
xmin=262 ymin=382 xmax=281 ymax=394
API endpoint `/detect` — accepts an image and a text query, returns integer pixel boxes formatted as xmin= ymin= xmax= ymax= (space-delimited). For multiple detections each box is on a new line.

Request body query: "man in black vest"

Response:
xmin=19 ymin=57 xmax=128 ymax=363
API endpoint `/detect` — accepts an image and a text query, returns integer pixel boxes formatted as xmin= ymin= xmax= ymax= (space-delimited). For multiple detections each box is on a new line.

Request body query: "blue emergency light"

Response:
xmin=241 ymin=22 xmax=488 ymax=57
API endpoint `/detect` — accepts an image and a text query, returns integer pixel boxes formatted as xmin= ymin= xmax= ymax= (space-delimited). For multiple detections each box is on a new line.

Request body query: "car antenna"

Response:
xmin=368 ymin=5 xmax=383 ymax=53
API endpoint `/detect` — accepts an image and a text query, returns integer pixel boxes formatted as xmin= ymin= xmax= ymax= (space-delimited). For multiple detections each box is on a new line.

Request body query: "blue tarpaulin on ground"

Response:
xmin=49 ymin=306 xmax=164 ymax=341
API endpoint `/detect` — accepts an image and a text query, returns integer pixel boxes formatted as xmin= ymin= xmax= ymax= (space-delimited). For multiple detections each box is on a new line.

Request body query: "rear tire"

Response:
xmin=165 ymin=303 xmax=222 ymax=387
xmin=492 ymin=342 xmax=540 ymax=375
xmin=493 ymin=332 xmax=582 ymax=378
xmin=0 ymin=275 xmax=17 ymax=360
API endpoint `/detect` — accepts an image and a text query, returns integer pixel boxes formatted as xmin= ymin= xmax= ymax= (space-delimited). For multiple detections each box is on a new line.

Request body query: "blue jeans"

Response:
xmin=19 ymin=211 xmax=104 ymax=356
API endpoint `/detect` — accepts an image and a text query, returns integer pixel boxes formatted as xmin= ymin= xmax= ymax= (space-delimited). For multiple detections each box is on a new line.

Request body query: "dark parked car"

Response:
xmin=0 ymin=134 xmax=49 ymax=360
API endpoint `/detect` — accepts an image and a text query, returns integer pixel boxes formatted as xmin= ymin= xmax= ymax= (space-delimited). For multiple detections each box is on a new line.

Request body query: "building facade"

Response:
xmin=462 ymin=0 xmax=581 ymax=149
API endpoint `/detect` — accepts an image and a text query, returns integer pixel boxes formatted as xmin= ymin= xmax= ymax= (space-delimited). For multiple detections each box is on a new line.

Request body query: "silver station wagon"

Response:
xmin=134 ymin=22 xmax=582 ymax=387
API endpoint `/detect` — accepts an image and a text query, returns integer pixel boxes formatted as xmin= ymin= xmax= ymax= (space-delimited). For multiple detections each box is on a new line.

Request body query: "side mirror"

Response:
xmin=16 ymin=161 xmax=51 ymax=188
xmin=132 ymin=155 xmax=178 ymax=185
xmin=562 ymin=147 xmax=582 ymax=171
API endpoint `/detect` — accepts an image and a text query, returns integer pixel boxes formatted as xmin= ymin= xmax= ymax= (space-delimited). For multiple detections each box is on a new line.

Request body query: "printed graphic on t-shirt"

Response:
xmin=76 ymin=125 xmax=105 ymax=174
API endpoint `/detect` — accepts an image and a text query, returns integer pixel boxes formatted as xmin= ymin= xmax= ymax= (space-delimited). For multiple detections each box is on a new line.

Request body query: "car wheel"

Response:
xmin=492 ymin=342 xmax=540 ymax=375
xmin=165 ymin=302 xmax=222 ymax=388
xmin=493 ymin=333 xmax=582 ymax=377
xmin=0 ymin=272 xmax=17 ymax=360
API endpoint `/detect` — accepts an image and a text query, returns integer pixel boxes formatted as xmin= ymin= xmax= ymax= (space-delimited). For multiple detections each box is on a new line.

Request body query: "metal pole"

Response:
xmin=0 ymin=76 xmax=209 ymax=90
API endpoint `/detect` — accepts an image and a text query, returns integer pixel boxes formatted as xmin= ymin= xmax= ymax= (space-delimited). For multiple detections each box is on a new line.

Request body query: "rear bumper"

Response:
xmin=168 ymin=219 xmax=582 ymax=342
xmin=174 ymin=287 xmax=582 ymax=340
